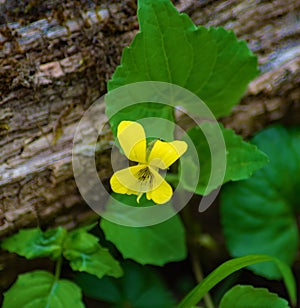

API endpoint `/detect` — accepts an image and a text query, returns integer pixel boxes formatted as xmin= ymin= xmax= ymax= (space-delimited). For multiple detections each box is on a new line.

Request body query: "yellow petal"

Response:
xmin=110 ymin=171 xmax=138 ymax=196
xmin=146 ymin=168 xmax=173 ymax=204
xmin=117 ymin=121 xmax=146 ymax=163
xmin=110 ymin=164 xmax=152 ymax=194
xmin=148 ymin=140 xmax=188 ymax=169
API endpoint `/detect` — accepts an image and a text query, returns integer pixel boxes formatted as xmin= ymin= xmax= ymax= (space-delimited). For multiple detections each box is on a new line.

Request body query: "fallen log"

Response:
xmin=0 ymin=0 xmax=299 ymax=238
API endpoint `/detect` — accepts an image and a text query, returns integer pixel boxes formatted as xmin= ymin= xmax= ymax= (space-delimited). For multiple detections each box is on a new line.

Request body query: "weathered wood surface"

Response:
xmin=0 ymin=0 xmax=300 ymax=242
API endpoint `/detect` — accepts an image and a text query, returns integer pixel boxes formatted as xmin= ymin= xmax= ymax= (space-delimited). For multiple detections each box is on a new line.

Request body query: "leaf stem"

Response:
xmin=54 ymin=257 xmax=63 ymax=280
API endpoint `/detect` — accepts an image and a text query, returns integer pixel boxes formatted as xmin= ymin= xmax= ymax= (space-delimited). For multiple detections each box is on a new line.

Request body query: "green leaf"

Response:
xmin=75 ymin=261 xmax=175 ymax=307
xmin=221 ymin=125 xmax=300 ymax=278
xmin=219 ymin=285 xmax=289 ymax=308
xmin=1 ymin=227 xmax=67 ymax=260
xmin=100 ymin=215 xmax=186 ymax=265
xmin=181 ymin=123 xmax=268 ymax=195
xmin=109 ymin=192 xmax=156 ymax=208
xmin=178 ymin=255 xmax=296 ymax=308
xmin=63 ymin=227 xmax=123 ymax=279
xmin=106 ymin=101 xmax=175 ymax=140
xmin=75 ymin=272 xmax=123 ymax=304
xmin=107 ymin=0 xmax=258 ymax=122
xmin=104 ymin=192 xmax=182 ymax=229
xmin=3 ymin=270 xmax=84 ymax=308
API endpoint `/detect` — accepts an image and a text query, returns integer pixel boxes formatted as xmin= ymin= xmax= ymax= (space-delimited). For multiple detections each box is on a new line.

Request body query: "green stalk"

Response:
xmin=180 ymin=205 xmax=215 ymax=308
xmin=54 ymin=257 xmax=63 ymax=280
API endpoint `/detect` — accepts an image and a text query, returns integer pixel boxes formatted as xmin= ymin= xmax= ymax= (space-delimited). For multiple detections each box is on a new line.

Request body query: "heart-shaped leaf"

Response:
xmin=3 ymin=270 xmax=84 ymax=308
xmin=1 ymin=227 xmax=67 ymax=260
xmin=75 ymin=261 xmax=175 ymax=307
xmin=63 ymin=227 xmax=123 ymax=279
xmin=221 ymin=125 xmax=300 ymax=279
xmin=100 ymin=214 xmax=186 ymax=266
xmin=181 ymin=123 xmax=268 ymax=195
xmin=219 ymin=285 xmax=289 ymax=308
xmin=107 ymin=0 xmax=258 ymax=134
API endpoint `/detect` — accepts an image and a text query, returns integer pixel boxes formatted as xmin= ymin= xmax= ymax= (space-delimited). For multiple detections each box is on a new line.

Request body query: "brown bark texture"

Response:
xmin=0 ymin=0 xmax=300 ymax=242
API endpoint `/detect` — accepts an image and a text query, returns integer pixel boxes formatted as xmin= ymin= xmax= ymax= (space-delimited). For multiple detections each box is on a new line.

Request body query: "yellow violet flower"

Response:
xmin=110 ymin=121 xmax=188 ymax=204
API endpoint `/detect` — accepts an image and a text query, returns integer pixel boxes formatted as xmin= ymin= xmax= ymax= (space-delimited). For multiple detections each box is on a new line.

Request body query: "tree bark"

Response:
xmin=0 ymin=0 xmax=300 ymax=240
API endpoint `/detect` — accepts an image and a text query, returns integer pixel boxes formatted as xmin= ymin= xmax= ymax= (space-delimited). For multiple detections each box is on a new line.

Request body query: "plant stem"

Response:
xmin=181 ymin=205 xmax=215 ymax=308
xmin=54 ymin=257 xmax=63 ymax=280
xmin=191 ymin=250 xmax=215 ymax=308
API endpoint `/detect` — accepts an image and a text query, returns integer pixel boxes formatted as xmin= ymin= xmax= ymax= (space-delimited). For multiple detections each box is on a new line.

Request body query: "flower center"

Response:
xmin=135 ymin=166 xmax=153 ymax=203
xmin=136 ymin=166 xmax=152 ymax=183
